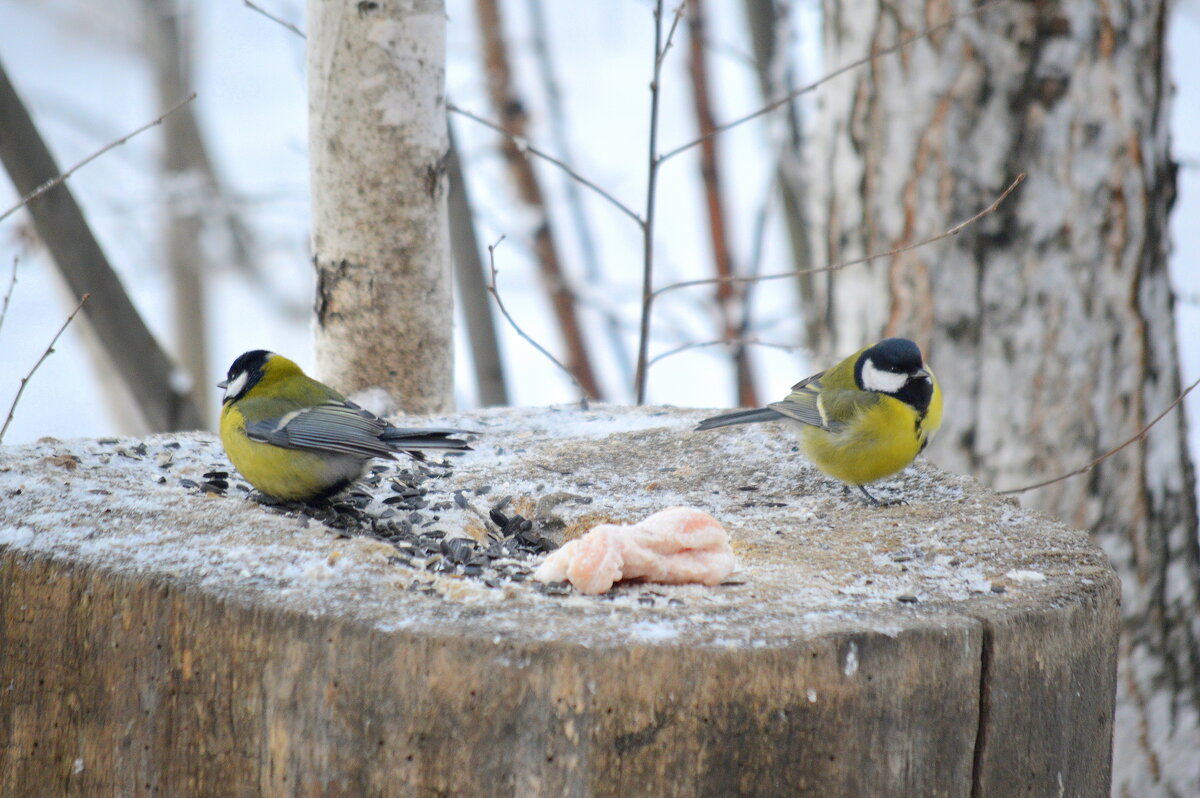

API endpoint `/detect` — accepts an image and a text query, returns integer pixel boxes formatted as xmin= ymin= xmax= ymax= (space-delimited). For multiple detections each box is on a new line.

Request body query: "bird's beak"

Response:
xmin=217 ymin=379 xmax=228 ymax=389
xmin=913 ymin=368 xmax=930 ymax=379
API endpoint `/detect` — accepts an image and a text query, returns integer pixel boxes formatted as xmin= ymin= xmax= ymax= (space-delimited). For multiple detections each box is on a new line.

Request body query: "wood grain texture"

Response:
xmin=0 ymin=558 xmax=986 ymax=797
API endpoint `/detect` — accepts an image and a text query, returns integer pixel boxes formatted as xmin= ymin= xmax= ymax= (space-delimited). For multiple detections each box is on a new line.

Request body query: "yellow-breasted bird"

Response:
xmin=218 ymin=350 xmax=471 ymax=502
xmin=695 ymin=338 xmax=942 ymax=505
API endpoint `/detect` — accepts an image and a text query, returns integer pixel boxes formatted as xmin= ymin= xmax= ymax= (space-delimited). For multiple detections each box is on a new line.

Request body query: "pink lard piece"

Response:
xmin=532 ymin=507 xmax=736 ymax=595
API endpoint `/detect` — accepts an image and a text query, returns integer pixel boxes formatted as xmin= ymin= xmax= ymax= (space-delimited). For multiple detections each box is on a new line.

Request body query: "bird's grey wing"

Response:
xmin=789 ymin=370 xmax=826 ymax=392
xmin=244 ymin=403 xmax=395 ymax=459
xmin=769 ymin=373 xmax=828 ymax=429
xmin=769 ymin=378 xmax=882 ymax=433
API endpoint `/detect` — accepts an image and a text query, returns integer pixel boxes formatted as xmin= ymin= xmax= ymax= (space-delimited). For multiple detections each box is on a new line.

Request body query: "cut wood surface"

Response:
xmin=0 ymin=407 xmax=1118 ymax=796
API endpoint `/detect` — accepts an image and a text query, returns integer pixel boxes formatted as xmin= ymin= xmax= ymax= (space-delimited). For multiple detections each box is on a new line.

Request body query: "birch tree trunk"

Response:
xmin=307 ymin=0 xmax=452 ymax=413
xmin=811 ymin=1 xmax=1200 ymax=793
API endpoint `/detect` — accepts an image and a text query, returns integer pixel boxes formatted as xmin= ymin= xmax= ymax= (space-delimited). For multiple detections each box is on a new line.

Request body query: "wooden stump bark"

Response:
xmin=0 ymin=407 xmax=1118 ymax=796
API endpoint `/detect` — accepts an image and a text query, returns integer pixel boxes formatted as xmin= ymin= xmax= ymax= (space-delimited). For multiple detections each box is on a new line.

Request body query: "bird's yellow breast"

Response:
xmin=219 ymin=405 xmax=363 ymax=501
xmin=799 ymin=395 xmax=932 ymax=486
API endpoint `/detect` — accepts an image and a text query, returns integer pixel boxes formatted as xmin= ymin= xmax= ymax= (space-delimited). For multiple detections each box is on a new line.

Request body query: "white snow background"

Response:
xmin=0 ymin=0 xmax=1196 ymax=502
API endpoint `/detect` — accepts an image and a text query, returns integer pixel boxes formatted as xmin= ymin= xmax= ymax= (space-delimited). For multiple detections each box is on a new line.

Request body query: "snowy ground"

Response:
xmin=0 ymin=405 xmax=1112 ymax=646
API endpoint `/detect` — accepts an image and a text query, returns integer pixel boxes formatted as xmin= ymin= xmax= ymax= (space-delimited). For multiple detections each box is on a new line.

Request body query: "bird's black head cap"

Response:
xmin=854 ymin=338 xmax=932 ymax=412
xmin=220 ymin=349 xmax=273 ymax=404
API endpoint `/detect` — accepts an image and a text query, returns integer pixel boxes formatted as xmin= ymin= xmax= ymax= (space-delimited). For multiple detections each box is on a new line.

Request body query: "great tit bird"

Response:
xmin=218 ymin=350 xmax=471 ymax=502
xmin=695 ymin=338 xmax=942 ymax=505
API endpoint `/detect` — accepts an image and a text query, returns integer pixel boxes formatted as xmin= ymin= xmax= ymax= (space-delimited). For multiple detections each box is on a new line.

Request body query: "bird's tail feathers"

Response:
xmin=382 ymin=427 xmax=473 ymax=451
xmin=694 ymin=407 xmax=783 ymax=431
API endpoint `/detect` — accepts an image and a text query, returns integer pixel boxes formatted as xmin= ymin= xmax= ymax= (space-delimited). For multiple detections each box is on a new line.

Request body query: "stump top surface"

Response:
xmin=0 ymin=406 xmax=1114 ymax=648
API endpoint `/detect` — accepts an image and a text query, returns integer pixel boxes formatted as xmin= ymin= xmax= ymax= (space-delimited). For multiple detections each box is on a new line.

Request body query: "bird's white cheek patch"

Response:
xmin=860 ymin=358 xmax=907 ymax=394
xmin=223 ymin=371 xmax=249 ymax=402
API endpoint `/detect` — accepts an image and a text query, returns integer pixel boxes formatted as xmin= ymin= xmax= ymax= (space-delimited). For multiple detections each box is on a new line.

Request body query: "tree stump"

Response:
xmin=0 ymin=407 xmax=1118 ymax=796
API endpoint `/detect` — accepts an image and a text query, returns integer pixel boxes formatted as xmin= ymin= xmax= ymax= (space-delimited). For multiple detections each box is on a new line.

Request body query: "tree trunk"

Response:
xmin=811 ymin=1 xmax=1199 ymax=793
xmin=307 ymin=0 xmax=453 ymax=413
xmin=143 ymin=0 xmax=210 ymax=423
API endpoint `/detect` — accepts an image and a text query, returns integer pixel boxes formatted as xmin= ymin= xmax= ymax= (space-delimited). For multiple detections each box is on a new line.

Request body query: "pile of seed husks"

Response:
xmin=176 ymin=453 xmax=568 ymax=593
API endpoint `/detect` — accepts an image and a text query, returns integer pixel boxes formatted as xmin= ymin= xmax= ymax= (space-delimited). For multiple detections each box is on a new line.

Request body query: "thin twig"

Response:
xmin=658 ymin=0 xmax=1008 ymax=163
xmin=634 ymin=0 xmax=686 ymax=404
xmin=0 ymin=94 xmax=197 ymax=224
xmin=486 ymin=238 xmax=586 ymax=401
xmin=473 ymin=0 xmax=602 ymax=399
xmin=997 ymin=374 xmax=1200 ymax=495
xmin=657 ymin=2 xmax=687 ymax=67
xmin=447 ymin=103 xmax=642 ymax=225
xmin=0 ymin=293 xmax=89 ymax=444
xmin=651 ymin=173 xmax=1025 ymax=299
xmin=0 ymin=256 xmax=17 ymax=336
xmin=242 ymin=0 xmax=306 ymax=38
xmin=648 ymin=337 xmax=800 ymax=367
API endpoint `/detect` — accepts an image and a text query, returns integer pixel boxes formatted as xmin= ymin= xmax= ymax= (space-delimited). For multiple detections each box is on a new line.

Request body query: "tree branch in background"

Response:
xmin=997 ymin=374 xmax=1200 ymax=496
xmin=453 ymin=0 xmax=1003 ymax=404
xmin=648 ymin=336 xmax=800 ymax=368
xmin=473 ymin=0 xmax=602 ymax=400
xmin=447 ymin=103 xmax=641 ymax=224
xmin=686 ymin=0 xmax=758 ymax=407
xmin=242 ymin=0 xmax=305 ymax=38
xmin=487 ymin=238 xmax=585 ymax=404
xmin=526 ymin=0 xmax=635 ymax=390
xmin=659 ymin=0 xmax=1008 ymax=164
xmin=742 ymin=0 xmax=817 ymax=344
xmin=651 ymin=173 xmax=1025 ymax=299
xmin=633 ymin=0 xmax=683 ymax=404
xmin=0 ymin=256 xmax=16 ymax=336
xmin=0 ymin=58 xmax=203 ymax=431
xmin=0 ymin=93 xmax=196 ymax=225
xmin=0 ymin=294 xmax=88 ymax=443
xmin=731 ymin=188 xmax=775 ymax=377
xmin=448 ymin=124 xmax=509 ymax=406
xmin=143 ymin=0 xmax=210 ymax=421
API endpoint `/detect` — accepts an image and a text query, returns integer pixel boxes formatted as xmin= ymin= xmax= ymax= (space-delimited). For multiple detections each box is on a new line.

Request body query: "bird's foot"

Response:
xmin=856 ymin=484 xmax=907 ymax=507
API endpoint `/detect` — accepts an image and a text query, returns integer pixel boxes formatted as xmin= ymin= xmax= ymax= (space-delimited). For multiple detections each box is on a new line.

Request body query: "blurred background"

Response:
xmin=0 ymin=0 xmax=1195 ymax=462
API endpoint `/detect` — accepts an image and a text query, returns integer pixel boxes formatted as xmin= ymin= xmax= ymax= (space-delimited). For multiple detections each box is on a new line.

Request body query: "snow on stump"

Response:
xmin=0 ymin=406 xmax=1118 ymax=796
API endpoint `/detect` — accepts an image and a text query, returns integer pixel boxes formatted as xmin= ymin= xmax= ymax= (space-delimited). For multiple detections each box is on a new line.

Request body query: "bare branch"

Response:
xmin=0 ymin=256 xmax=16 ymax=336
xmin=651 ymin=173 xmax=1025 ymax=300
xmin=0 ymin=62 xmax=203 ymax=431
xmin=242 ymin=0 xmax=306 ymax=38
xmin=648 ymin=336 xmax=800 ymax=368
xmin=658 ymin=0 xmax=1008 ymax=163
xmin=0 ymin=294 xmax=89 ymax=444
xmin=486 ymin=238 xmax=586 ymax=402
xmin=657 ymin=2 xmax=687 ymax=67
xmin=0 ymin=93 xmax=197 ymax=225
xmin=448 ymin=124 xmax=508 ymax=406
xmin=633 ymin=0 xmax=682 ymax=404
xmin=447 ymin=103 xmax=642 ymax=225
xmin=997 ymin=373 xmax=1200 ymax=496
xmin=472 ymin=0 xmax=602 ymax=399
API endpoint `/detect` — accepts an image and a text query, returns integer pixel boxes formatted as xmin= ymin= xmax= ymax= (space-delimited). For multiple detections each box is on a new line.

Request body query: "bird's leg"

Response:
xmin=857 ymin=484 xmax=907 ymax=507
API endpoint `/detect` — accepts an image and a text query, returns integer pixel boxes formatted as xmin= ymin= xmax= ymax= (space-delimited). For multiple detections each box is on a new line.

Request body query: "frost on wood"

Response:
xmin=307 ymin=0 xmax=452 ymax=412
xmin=0 ymin=407 xmax=1117 ymax=795
xmin=811 ymin=1 xmax=1199 ymax=792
